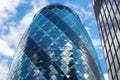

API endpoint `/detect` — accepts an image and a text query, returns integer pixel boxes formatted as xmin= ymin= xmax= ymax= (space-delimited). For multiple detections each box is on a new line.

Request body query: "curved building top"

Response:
xmin=33 ymin=4 xmax=80 ymax=20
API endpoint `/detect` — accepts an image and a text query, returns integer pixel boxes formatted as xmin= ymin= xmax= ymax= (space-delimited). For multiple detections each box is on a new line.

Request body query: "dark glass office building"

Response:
xmin=92 ymin=0 xmax=120 ymax=80
xmin=7 ymin=4 xmax=104 ymax=80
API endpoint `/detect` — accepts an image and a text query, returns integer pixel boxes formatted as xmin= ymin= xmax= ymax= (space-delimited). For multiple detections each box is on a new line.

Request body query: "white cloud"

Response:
xmin=0 ymin=39 xmax=15 ymax=56
xmin=21 ymin=0 xmax=49 ymax=26
xmin=88 ymin=3 xmax=92 ymax=8
xmin=74 ymin=7 xmax=93 ymax=22
xmin=80 ymin=8 xmax=92 ymax=20
xmin=65 ymin=1 xmax=79 ymax=9
xmin=104 ymin=73 xmax=109 ymax=80
xmin=0 ymin=59 xmax=9 ymax=80
xmin=0 ymin=0 xmax=22 ymax=57
xmin=0 ymin=0 xmax=21 ymax=24
xmin=31 ymin=0 xmax=48 ymax=8
xmin=0 ymin=0 xmax=49 ymax=56
xmin=64 ymin=1 xmax=93 ymax=23
xmin=92 ymin=39 xmax=101 ymax=47
xmin=0 ymin=0 xmax=49 ymax=79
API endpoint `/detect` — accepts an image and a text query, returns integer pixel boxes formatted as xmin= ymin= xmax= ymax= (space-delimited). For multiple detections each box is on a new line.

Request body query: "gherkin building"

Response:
xmin=7 ymin=4 xmax=104 ymax=80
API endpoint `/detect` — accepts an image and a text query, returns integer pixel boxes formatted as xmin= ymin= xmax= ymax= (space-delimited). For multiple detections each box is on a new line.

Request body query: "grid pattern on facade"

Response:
xmin=93 ymin=0 xmax=120 ymax=80
xmin=7 ymin=4 xmax=104 ymax=80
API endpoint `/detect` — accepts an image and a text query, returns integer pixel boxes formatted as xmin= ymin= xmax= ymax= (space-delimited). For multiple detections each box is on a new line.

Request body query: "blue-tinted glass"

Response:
xmin=24 ymin=37 xmax=35 ymax=54
xmin=43 ymin=11 xmax=54 ymax=19
xmin=41 ymin=21 xmax=53 ymax=32
xmin=51 ymin=7 xmax=60 ymax=13
xmin=38 ymin=35 xmax=52 ymax=49
xmin=68 ymin=13 xmax=79 ymax=23
xmin=36 ymin=17 xmax=47 ymax=26
xmin=57 ymin=21 xmax=68 ymax=31
xmin=56 ymin=9 xmax=70 ymax=18
xmin=32 ymin=29 xmax=45 ymax=41
xmin=49 ymin=28 xmax=61 ymax=39
xmin=28 ymin=23 xmax=38 ymax=35
xmin=41 ymin=9 xmax=49 ymax=15
xmin=64 ymin=28 xmax=78 ymax=41
xmin=34 ymin=14 xmax=43 ymax=23
xmin=63 ymin=17 xmax=75 ymax=26
xmin=44 ymin=69 xmax=51 ymax=79
xmin=56 ymin=36 xmax=67 ymax=45
xmin=49 ymin=14 xmax=61 ymax=24
xmin=7 ymin=4 xmax=104 ymax=80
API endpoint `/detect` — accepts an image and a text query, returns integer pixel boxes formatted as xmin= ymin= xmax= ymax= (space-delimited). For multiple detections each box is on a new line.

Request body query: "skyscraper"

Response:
xmin=92 ymin=0 xmax=120 ymax=80
xmin=7 ymin=4 xmax=104 ymax=80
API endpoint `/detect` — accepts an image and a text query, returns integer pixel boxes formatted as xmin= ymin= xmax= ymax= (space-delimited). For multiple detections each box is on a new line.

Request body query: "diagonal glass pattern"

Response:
xmin=7 ymin=4 xmax=104 ymax=80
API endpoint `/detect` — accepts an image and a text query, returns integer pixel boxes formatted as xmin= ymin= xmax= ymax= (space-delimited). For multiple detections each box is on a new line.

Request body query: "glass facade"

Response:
xmin=7 ymin=4 xmax=104 ymax=80
xmin=92 ymin=0 xmax=120 ymax=80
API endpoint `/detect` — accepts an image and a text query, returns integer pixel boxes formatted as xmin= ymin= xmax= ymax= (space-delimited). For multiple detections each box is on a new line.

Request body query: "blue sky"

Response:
xmin=0 ymin=0 xmax=108 ymax=80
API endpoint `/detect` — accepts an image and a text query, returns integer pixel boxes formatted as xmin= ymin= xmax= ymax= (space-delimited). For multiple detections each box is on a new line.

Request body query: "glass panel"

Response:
xmin=108 ymin=51 xmax=112 ymax=64
xmin=111 ymin=63 xmax=115 ymax=78
xmin=105 ymin=21 xmax=109 ymax=35
xmin=72 ymin=24 xmax=82 ymax=36
xmin=110 ymin=8 xmax=114 ymax=21
xmin=114 ymin=56 xmax=119 ymax=71
xmin=49 ymin=28 xmax=62 ymax=39
xmin=34 ymin=14 xmax=43 ymax=23
xmin=113 ymin=36 xmax=118 ymax=50
xmin=44 ymin=11 xmax=55 ymax=19
xmin=56 ymin=35 xmax=67 ymax=45
xmin=24 ymin=37 xmax=35 ymax=55
xmin=108 ymin=33 xmax=112 ymax=45
xmin=36 ymin=16 xmax=47 ymax=26
xmin=110 ymin=25 xmax=115 ymax=38
xmin=32 ymin=30 xmax=45 ymax=42
xmin=50 ymin=14 xmax=61 ymax=24
xmin=39 ymin=35 xmax=52 ymax=49
xmin=41 ymin=9 xmax=49 ymax=15
xmin=118 ymin=2 xmax=120 ymax=12
xmin=105 ymin=8 xmax=109 ymax=19
xmin=106 ymin=41 xmax=109 ymax=52
xmin=64 ymin=28 xmax=78 ymax=41
xmin=116 ymin=29 xmax=120 ymax=43
xmin=103 ymin=31 xmax=107 ymax=41
xmin=63 ymin=14 xmax=76 ymax=27
xmin=113 ymin=15 xmax=119 ymax=31
xmin=101 ymin=7 xmax=104 ymax=16
xmin=28 ymin=24 xmax=38 ymax=35
xmin=117 ymin=69 xmax=120 ymax=79
xmin=107 ymin=1 xmax=111 ymax=12
xmin=99 ymin=13 xmax=102 ymax=22
xmin=106 ymin=58 xmax=110 ymax=69
xmin=111 ymin=43 xmax=115 ymax=57
xmin=41 ymin=21 xmax=54 ymax=32
xmin=57 ymin=20 xmax=69 ymax=32
xmin=112 ymin=1 xmax=117 ymax=13
xmin=51 ymin=7 xmax=60 ymax=13
xmin=117 ymin=48 xmax=120 ymax=63
xmin=108 ymin=70 xmax=112 ymax=80
xmin=57 ymin=9 xmax=70 ymax=18
xmin=103 ymin=48 xmax=107 ymax=58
